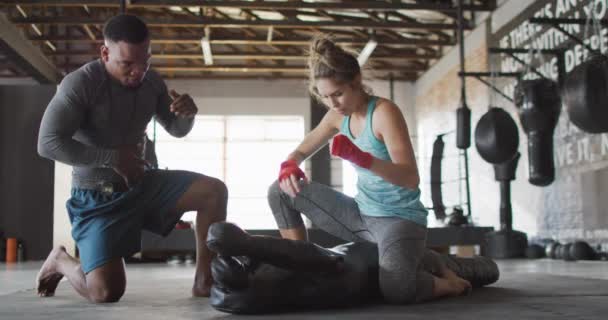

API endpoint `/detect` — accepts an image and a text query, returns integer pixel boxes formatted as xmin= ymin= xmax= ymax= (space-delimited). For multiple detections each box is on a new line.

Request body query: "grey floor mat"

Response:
xmin=2 ymin=271 xmax=607 ymax=320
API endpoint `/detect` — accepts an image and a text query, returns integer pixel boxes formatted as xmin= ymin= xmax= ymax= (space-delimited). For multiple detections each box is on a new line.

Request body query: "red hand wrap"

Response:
xmin=278 ymin=159 xmax=306 ymax=182
xmin=331 ymin=134 xmax=373 ymax=169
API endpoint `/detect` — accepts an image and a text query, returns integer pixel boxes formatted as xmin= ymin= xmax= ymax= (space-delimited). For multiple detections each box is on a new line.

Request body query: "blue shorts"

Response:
xmin=67 ymin=169 xmax=201 ymax=273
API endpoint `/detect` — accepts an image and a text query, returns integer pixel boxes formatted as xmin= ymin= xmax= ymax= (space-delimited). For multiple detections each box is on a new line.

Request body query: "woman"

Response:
xmin=267 ymin=35 xmax=472 ymax=304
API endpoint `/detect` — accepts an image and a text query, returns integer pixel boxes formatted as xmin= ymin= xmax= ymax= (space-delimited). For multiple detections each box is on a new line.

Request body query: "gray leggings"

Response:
xmin=267 ymin=180 xmax=440 ymax=304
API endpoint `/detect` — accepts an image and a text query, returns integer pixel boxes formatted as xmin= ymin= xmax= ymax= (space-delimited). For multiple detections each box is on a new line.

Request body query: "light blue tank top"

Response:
xmin=340 ymin=96 xmax=428 ymax=226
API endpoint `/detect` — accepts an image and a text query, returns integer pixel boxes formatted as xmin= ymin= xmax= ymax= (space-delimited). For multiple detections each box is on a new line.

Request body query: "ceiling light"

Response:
xmin=357 ymin=38 xmax=378 ymax=66
xmin=200 ymin=27 xmax=213 ymax=65
xmin=201 ymin=36 xmax=213 ymax=65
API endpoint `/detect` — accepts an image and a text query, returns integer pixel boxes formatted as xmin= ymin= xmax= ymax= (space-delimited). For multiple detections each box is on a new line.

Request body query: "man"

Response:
xmin=36 ymin=14 xmax=226 ymax=303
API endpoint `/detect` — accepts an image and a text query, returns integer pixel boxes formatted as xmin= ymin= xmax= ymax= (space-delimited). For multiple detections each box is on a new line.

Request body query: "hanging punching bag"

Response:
xmin=456 ymin=102 xmax=471 ymax=149
xmin=474 ymin=107 xmax=519 ymax=164
xmin=514 ymin=79 xmax=561 ymax=186
xmin=430 ymin=135 xmax=447 ymax=221
xmin=562 ymin=54 xmax=608 ymax=133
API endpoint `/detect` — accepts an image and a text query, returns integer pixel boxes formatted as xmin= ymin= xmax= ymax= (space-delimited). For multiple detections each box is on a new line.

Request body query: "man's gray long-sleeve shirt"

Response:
xmin=38 ymin=59 xmax=194 ymax=188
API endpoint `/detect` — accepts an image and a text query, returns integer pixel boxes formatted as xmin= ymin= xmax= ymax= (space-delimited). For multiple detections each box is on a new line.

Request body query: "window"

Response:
xmin=342 ymin=160 xmax=358 ymax=197
xmin=148 ymin=115 xmax=305 ymax=229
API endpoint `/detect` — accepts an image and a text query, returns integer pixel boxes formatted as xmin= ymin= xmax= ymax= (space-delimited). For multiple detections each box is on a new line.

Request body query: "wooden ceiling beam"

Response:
xmin=45 ymin=51 xmax=440 ymax=60
xmin=124 ymin=74 xmax=418 ymax=81
xmin=55 ymin=64 xmax=425 ymax=73
xmin=0 ymin=12 xmax=59 ymax=83
xmin=389 ymin=11 xmax=453 ymax=42
xmin=12 ymin=16 xmax=471 ymax=31
xmin=29 ymin=35 xmax=455 ymax=46
xmin=8 ymin=0 xmax=496 ymax=13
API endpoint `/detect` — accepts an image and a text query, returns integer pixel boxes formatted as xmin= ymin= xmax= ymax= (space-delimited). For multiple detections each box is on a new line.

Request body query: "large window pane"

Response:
xmin=228 ymin=198 xmax=278 ymax=230
xmin=342 ymin=160 xmax=358 ymax=197
xmin=148 ymin=114 xmax=304 ymax=229
xmin=227 ymin=117 xmax=265 ymax=140
xmin=265 ymin=117 xmax=305 ymax=140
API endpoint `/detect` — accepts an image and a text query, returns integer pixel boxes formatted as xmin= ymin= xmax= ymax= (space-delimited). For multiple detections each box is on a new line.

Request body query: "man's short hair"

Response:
xmin=103 ymin=14 xmax=149 ymax=43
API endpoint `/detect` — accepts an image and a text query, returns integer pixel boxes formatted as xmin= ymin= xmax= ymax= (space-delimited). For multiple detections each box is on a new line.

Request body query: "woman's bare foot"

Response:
xmin=433 ymin=267 xmax=472 ymax=298
xmin=447 ymin=276 xmax=472 ymax=296
xmin=192 ymin=277 xmax=212 ymax=297
xmin=36 ymin=246 xmax=67 ymax=297
xmin=443 ymin=268 xmax=472 ymax=295
xmin=443 ymin=268 xmax=473 ymax=295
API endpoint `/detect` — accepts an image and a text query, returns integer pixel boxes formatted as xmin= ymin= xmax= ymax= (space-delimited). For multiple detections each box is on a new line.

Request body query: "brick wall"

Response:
xmin=415 ymin=42 xmax=544 ymax=236
xmin=415 ymin=0 xmax=608 ymax=247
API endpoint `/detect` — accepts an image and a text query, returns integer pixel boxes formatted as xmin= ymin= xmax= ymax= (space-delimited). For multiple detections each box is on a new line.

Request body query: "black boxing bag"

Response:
xmin=210 ymin=242 xmax=381 ymax=314
xmin=514 ymin=79 xmax=561 ymax=186
xmin=569 ymin=241 xmax=596 ymax=261
xmin=475 ymin=107 xmax=519 ymax=164
xmin=209 ymin=222 xmax=500 ymax=314
xmin=456 ymin=103 xmax=471 ymax=149
xmin=430 ymin=135 xmax=447 ymax=221
xmin=562 ymin=54 xmax=608 ymax=133
xmin=207 ymin=222 xmax=343 ymax=273
xmin=545 ymin=241 xmax=560 ymax=259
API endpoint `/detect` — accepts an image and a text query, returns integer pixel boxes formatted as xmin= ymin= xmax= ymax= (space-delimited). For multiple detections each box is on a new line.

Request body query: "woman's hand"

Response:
xmin=278 ymin=159 xmax=308 ymax=197
xmin=331 ymin=134 xmax=373 ymax=169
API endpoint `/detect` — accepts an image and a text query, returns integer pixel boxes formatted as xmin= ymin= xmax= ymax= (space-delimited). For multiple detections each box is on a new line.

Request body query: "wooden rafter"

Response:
xmin=28 ymin=35 xmax=455 ymax=46
xmin=12 ymin=16 xmax=471 ymax=31
xmin=8 ymin=1 xmax=496 ymax=12
xmin=45 ymin=51 xmax=440 ymax=61
xmin=0 ymin=0 xmax=492 ymax=80
xmin=54 ymin=64 xmax=426 ymax=73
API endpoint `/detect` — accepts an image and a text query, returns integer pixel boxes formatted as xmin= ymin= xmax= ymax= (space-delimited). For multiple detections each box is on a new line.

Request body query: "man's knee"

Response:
xmin=210 ymin=177 xmax=228 ymax=204
xmin=87 ymin=274 xmax=126 ymax=303
xmin=86 ymin=259 xmax=126 ymax=303
xmin=194 ymin=176 xmax=228 ymax=210
xmin=204 ymin=177 xmax=228 ymax=221
xmin=88 ymin=284 xmax=125 ymax=303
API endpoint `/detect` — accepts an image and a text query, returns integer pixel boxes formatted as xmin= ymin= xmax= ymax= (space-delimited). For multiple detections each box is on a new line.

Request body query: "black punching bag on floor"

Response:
xmin=207 ymin=222 xmax=500 ymax=314
xmin=514 ymin=79 xmax=561 ymax=186
xmin=562 ymin=54 xmax=608 ymax=133
xmin=474 ymin=107 xmax=519 ymax=164
xmin=456 ymin=102 xmax=471 ymax=149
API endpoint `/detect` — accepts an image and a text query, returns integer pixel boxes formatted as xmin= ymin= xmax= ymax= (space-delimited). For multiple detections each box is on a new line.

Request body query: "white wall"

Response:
xmin=164 ymin=78 xmax=415 ymax=132
xmin=165 ymin=78 xmax=311 ymax=128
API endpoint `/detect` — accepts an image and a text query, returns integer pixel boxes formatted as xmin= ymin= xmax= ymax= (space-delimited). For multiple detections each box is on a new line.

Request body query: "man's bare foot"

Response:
xmin=192 ymin=277 xmax=212 ymax=297
xmin=36 ymin=246 xmax=66 ymax=297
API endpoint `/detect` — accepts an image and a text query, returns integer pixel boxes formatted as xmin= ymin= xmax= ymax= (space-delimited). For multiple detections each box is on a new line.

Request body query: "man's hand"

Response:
xmin=169 ymin=89 xmax=197 ymax=118
xmin=113 ymin=145 xmax=149 ymax=187
xmin=331 ymin=134 xmax=373 ymax=169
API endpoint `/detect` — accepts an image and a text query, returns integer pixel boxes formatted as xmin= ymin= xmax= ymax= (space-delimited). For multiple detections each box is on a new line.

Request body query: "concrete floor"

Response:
xmin=1 ymin=259 xmax=608 ymax=319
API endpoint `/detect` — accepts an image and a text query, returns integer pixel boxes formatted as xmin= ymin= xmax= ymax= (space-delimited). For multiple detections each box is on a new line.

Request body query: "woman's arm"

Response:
xmin=286 ymin=109 xmax=342 ymax=164
xmin=279 ymin=109 xmax=342 ymax=197
xmin=368 ymin=100 xmax=420 ymax=189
